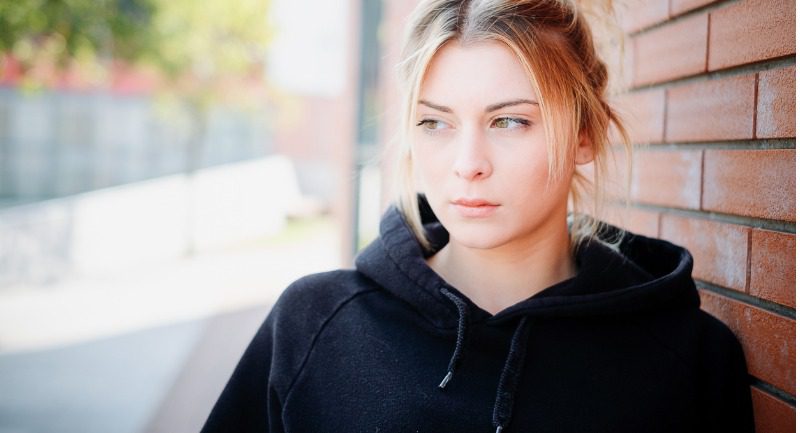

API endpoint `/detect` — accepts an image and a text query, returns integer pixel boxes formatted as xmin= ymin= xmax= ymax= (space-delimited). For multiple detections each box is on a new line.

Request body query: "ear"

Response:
xmin=575 ymin=133 xmax=594 ymax=165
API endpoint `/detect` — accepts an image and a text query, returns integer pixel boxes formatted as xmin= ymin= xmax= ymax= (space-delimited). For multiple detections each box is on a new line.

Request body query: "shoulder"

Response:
xmin=267 ymin=269 xmax=383 ymax=348
xmin=693 ymin=307 xmax=740 ymax=345
xmin=251 ymin=270 xmax=381 ymax=393
xmin=663 ymin=306 xmax=753 ymax=429
xmin=635 ymin=304 xmax=745 ymax=369
xmin=692 ymin=307 xmax=747 ymax=365
xmin=272 ymin=269 xmax=381 ymax=320
xmin=687 ymin=306 xmax=743 ymax=356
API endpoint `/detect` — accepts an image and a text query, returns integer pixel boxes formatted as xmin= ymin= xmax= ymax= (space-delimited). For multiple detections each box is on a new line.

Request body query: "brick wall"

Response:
xmin=377 ymin=0 xmax=796 ymax=430
xmin=613 ymin=1 xmax=796 ymax=431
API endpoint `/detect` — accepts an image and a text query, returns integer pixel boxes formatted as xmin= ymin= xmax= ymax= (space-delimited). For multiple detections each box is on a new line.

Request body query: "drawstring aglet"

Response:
xmin=495 ymin=427 xmax=503 ymax=433
xmin=438 ymin=371 xmax=453 ymax=389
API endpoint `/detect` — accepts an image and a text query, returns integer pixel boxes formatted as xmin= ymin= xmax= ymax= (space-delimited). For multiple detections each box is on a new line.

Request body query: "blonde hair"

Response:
xmin=394 ymin=0 xmax=632 ymax=253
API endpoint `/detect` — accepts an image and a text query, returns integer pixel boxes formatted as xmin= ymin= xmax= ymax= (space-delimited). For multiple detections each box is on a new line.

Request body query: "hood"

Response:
xmin=354 ymin=196 xmax=700 ymax=329
xmin=354 ymin=196 xmax=700 ymax=433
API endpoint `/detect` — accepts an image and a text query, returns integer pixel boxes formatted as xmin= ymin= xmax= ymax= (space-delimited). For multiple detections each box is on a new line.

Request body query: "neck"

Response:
xmin=428 ymin=217 xmax=576 ymax=315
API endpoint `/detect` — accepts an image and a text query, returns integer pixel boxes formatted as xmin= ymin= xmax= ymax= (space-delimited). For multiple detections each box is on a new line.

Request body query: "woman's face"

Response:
xmin=413 ymin=40 xmax=585 ymax=251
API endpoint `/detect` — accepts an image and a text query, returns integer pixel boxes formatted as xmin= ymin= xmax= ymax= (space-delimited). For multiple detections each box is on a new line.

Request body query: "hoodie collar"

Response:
xmin=354 ymin=198 xmax=699 ymax=329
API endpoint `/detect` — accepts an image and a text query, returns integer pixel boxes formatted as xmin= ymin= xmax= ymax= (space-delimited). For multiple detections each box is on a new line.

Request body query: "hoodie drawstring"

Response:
xmin=492 ymin=316 xmax=531 ymax=433
xmin=438 ymin=287 xmax=469 ymax=388
xmin=438 ymin=287 xmax=532 ymax=433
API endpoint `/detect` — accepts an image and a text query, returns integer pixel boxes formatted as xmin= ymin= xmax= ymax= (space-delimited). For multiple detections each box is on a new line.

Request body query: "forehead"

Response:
xmin=419 ymin=40 xmax=537 ymax=106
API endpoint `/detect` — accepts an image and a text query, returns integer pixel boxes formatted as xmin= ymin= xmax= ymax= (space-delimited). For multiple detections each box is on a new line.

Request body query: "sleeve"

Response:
xmin=200 ymin=308 xmax=285 ymax=433
xmin=699 ymin=318 xmax=755 ymax=433
xmin=200 ymin=270 xmax=364 ymax=432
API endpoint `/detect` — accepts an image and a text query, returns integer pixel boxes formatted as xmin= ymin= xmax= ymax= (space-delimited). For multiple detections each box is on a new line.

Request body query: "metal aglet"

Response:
xmin=495 ymin=426 xmax=503 ymax=433
xmin=438 ymin=371 xmax=453 ymax=389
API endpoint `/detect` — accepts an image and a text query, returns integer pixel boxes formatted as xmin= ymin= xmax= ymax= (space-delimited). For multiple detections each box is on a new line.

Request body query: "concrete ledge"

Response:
xmin=0 ymin=155 xmax=302 ymax=288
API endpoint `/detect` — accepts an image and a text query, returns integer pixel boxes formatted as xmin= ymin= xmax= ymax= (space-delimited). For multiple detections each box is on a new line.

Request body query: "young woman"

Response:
xmin=202 ymin=1 xmax=754 ymax=432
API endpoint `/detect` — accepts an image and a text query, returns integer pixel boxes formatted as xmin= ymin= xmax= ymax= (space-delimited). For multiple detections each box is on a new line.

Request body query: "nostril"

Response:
xmin=453 ymin=162 xmax=491 ymax=180
xmin=452 ymin=134 xmax=493 ymax=180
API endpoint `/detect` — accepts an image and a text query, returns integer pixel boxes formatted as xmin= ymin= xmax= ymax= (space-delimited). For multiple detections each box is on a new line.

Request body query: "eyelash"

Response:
xmin=416 ymin=119 xmax=440 ymax=128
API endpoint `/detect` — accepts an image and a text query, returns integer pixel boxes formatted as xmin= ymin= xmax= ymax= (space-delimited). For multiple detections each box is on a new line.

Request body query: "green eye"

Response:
xmin=492 ymin=117 xmax=530 ymax=129
xmin=416 ymin=119 xmax=447 ymax=130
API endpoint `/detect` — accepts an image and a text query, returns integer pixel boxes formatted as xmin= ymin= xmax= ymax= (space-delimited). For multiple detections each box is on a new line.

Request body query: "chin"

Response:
xmin=445 ymin=223 xmax=513 ymax=250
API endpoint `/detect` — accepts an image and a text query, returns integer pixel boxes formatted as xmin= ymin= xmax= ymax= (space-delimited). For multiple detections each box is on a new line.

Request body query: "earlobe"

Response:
xmin=575 ymin=134 xmax=594 ymax=165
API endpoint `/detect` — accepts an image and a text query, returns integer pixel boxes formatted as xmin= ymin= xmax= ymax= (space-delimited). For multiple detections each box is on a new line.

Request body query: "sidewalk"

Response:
xmin=0 ymin=217 xmax=340 ymax=433
xmin=144 ymin=305 xmax=271 ymax=433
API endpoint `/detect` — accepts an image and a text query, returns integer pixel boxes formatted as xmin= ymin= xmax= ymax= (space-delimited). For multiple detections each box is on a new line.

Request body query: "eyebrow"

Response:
xmin=418 ymin=99 xmax=539 ymax=113
xmin=486 ymin=99 xmax=539 ymax=112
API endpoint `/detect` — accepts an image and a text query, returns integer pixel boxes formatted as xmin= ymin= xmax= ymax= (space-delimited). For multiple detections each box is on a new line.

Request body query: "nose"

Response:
xmin=452 ymin=130 xmax=493 ymax=181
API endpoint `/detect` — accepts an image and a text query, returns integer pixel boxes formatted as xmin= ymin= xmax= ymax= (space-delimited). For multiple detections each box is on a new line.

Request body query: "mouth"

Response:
xmin=452 ymin=198 xmax=499 ymax=207
xmin=450 ymin=198 xmax=500 ymax=217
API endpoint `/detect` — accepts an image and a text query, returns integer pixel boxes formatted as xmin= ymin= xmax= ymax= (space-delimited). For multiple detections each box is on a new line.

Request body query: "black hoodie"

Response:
xmin=201 ymin=200 xmax=754 ymax=433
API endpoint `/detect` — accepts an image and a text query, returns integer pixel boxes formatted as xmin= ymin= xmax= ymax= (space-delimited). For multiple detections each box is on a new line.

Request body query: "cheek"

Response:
xmin=502 ymin=146 xmax=550 ymax=186
xmin=413 ymin=143 xmax=449 ymax=183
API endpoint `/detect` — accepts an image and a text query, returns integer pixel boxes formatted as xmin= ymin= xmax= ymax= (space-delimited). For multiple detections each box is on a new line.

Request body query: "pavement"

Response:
xmin=0 ymin=217 xmax=340 ymax=433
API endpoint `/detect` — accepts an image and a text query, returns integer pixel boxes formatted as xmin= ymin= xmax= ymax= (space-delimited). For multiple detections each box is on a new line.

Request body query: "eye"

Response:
xmin=417 ymin=119 xmax=449 ymax=135
xmin=416 ymin=119 xmax=449 ymax=132
xmin=491 ymin=117 xmax=530 ymax=129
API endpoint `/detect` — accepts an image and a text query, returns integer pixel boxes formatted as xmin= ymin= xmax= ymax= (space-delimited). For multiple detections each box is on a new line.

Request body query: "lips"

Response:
xmin=453 ymin=198 xmax=498 ymax=207
xmin=451 ymin=198 xmax=499 ymax=217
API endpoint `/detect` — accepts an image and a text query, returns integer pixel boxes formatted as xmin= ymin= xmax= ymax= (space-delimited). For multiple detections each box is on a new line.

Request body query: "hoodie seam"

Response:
xmin=282 ymin=288 xmax=381 ymax=409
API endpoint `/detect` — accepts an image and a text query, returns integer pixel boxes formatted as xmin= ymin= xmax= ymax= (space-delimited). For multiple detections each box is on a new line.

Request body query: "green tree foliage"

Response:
xmin=0 ymin=0 xmax=276 ymax=181
xmin=0 ymin=0 xmax=272 ymax=94
xmin=148 ymin=0 xmax=271 ymax=80
xmin=0 ymin=0 xmax=156 ymax=70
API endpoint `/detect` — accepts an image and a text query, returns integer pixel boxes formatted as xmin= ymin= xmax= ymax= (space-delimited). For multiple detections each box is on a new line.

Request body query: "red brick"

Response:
xmin=590 ymin=149 xmax=635 ymax=205
xmin=605 ymin=206 xmax=660 ymax=238
xmin=631 ymin=150 xmax=702 ymax=209
xmin=624 ymin=208 xmax=661 ymax=238
xmin=699 ymin=290 xmax=796 ymax=394
xmin=622 ymin=35 xmax=635 ymax=89
xmin=621 ymin=0 xmax=670 ymax=33
xmin=661 ymin=215 xmax=749 ymax=291
xmin=708 ymin=0 xmax=796 ymax=70
xmin=757 ymin=66 xmax=796 ymax=139
xmin=633 ymin=13 xmax=708 ymax=85
xmin=750 ymin=229 xmax=796 ymax=308
xmin=611 ymin=89 xmax=665 ymax=144
xmin=702 ymin=149 xmax=796 ymax=221
xmin=670 ymin=0 xmax=719 ymax=16
xmin=666 ymin=74 xmax=756 ymax=142
xmin=751 ymin=387 xmax=796 ymax=433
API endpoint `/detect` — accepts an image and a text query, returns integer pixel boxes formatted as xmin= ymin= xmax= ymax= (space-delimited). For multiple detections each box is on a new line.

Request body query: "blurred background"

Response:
xmin=0 ymin=0 xmax=391 ymax=432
